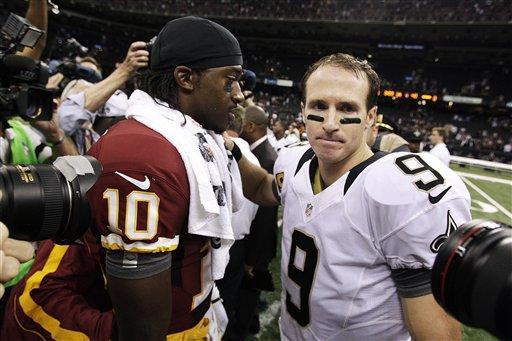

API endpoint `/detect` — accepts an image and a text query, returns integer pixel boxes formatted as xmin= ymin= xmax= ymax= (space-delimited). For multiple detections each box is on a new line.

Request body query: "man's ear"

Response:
xmin=301 ymin=101 xmax=307 ymax=123
xmin=246 ymin=122 xmax=255 ymax=133
xmin=366 ymin=106 xmax=377 ymax=128
xmin=174 ymin=66 xmax=195 ymax=92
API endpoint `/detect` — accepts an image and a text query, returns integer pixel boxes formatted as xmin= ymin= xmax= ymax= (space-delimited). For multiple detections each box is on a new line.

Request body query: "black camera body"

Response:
xmin=432 ymin=220 xmax=512 ymax=340
xmin=54 ymin=59 xmax=103 ymax=92
xmin=0 ymin=13 xmax=53 ymax=121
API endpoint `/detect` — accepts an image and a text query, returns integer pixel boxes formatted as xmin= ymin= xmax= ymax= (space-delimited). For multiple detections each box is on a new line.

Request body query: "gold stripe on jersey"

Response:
xmin=19 ymin=245 xmax=89 ymax=340
xmin=313 ymin=167 xmax=325 ymax=195
xmin=166 ymin=317 xmax=210 ymax=340
xmin=101 ymin=233 xmax=179 ymax=253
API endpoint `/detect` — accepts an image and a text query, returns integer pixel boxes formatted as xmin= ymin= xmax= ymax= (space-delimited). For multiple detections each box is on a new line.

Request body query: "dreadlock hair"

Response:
xmin=136 ymin=68 xmax=206 ymax=110
xmin=136 ymin=69 xmax=180 ymax=109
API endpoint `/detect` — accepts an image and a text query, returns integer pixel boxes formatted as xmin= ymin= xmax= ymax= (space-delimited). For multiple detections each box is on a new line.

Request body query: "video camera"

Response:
xmin=432 ymin=220 xmax=512 ymax=340
xmin=0 ymin=13 xmax=53 ymax=121
xmin=48 ymin=36 xmax=104 ymax=92
xmin=53 ymin=58 xmax=103 ymax=93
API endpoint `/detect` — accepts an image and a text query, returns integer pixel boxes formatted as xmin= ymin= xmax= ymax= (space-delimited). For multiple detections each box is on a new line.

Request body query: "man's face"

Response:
xmin=272 ymin=121 xmax=285 ymax=137
xmin=430 ymin=130 xmax=441 ymax=144
xmin=302 ymin=65 xmax=375 ymax=166
xmin=191 ymin=65 xmax=244 ymax=133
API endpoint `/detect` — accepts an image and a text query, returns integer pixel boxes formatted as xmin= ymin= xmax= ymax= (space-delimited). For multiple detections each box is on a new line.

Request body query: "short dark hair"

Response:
xmin=227 ymin=106 xmax=245 ymax=134
xmin=432 ymin=127 xmax=446 ymax=139
xmin=79 ymin=56 xmax=102 ymax=73
xmin=137 ymin=68 xmax=204 ymax=109
xmin=301 ymin=53 xmax=380 ymax=110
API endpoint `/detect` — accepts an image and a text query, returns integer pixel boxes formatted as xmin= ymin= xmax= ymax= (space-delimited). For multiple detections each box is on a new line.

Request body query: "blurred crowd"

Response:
xmin=91 ymin=0 xmax=512 ymax=22
xmin=249 ymin=90 xmax=512 ymax=163
xmin=243 ymin=56 xmax=509 ymax=106
xmin=379 ymin=67 xmax=509 ymax=105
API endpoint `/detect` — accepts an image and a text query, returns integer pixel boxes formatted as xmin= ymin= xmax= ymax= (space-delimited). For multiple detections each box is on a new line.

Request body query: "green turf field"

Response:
xmin=250 ymin=164 xmax=511 ymax=341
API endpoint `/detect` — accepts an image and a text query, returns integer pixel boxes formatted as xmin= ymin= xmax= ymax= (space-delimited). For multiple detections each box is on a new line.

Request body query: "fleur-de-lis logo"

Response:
xmin=430 ymin=210 xmax=458 ymax=253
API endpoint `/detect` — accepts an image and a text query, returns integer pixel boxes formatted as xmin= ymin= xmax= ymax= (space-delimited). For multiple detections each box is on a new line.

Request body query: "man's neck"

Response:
xmin=249 ymin=134 xmax=268 ymax=150
xmin=226 ymin=130 xmax=239 ymax=138
xmin=318 ymin=144 xmax=374 ymax=187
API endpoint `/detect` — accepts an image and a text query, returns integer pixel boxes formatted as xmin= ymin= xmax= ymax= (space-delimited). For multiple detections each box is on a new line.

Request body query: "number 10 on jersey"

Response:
xmin=103 ymin=189 xmax=160 ymax=240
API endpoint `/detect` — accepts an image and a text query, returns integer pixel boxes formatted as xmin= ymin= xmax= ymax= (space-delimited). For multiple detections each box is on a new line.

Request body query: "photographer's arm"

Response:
xmin=83 ymin=42 xmax=148 ymax=113
xmin=401 ymin=294 xmax=461 ymax=340
xmin=32 ymin=109 xmax=79 ymax=156
xmin=19 ymin=0 xmax=47 ymax=60
xmin=47 ymin=130 xmax=79 ymax=156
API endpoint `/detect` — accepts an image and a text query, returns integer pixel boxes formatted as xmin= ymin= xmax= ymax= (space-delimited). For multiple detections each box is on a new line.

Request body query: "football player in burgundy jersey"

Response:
xmin=87 ymin=16 xmax=244 ymax=340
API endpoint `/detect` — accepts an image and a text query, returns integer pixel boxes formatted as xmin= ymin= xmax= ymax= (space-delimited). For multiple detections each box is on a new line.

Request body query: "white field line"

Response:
xmin=462 ymin=177 xmax=512 ymax=220
xmin=255 ymin=301 xmax=281 ymax=339
xmin=456 ymin=171 xmax=512 ymax=185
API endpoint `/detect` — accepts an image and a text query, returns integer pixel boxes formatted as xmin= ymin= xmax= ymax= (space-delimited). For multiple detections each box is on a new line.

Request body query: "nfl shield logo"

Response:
xmin=305 ymin=203 xmax=313 ymax=217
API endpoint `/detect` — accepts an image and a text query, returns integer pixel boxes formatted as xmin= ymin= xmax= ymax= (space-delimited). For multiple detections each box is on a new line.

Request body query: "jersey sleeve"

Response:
xmin=87 ymin=129 xmax=190 ymax=253
xmin=272 ymin=143 xmax=311 ymax=205
xmin=2 ymin=230 xmax=114 ymax=340
xmin=365 ymin=152 xmax=472 ymax=270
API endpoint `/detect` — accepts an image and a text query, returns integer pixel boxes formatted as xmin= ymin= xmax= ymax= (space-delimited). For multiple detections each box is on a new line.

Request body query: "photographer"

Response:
xmin=58 ymin=42 xmax=148 ymax=154
xmin=30 ymin=100 xmax=80 ymax=157
xmin=0 ymin=0 xmax=53 ymax=165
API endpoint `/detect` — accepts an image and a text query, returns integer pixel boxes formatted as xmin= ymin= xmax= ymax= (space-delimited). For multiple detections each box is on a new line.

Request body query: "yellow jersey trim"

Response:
xmin=19 ymin=245 xmax=90 ymax=340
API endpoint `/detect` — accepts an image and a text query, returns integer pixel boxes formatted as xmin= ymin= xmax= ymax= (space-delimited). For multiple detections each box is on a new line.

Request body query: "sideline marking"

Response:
xmin=462 ymin=177 xmax=512 ymax=220
xmin=456 ymin=171 xmax=512 ymax=185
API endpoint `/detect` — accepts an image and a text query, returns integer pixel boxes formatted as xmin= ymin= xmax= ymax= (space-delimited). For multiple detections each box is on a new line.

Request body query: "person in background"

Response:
xmin=429 ymin=127 xmax=451 ymax=166
xmin=217 ymin=106 xmax=260 ymax=339
xmin=371 ymin=114 xmax=410 ymax=153
xmin=235 ymin=105 xmax=279 ymax=339
xmin=57 ymin=42 xmax=148 ymax=154
xmin=270 ymin=119 xmax=299 ymax=152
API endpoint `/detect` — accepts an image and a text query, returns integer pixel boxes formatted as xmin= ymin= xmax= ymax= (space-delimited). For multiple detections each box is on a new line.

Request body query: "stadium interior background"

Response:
xmin=1 ymin=1 xmax=510 ymax=340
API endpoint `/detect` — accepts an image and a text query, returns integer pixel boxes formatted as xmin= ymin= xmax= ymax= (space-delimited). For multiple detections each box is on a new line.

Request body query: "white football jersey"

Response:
xmin=274 ymin=146 xmax=471 ymax=340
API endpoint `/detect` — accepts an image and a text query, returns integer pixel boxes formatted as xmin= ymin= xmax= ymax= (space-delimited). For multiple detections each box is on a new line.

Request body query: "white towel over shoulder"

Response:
xmin=126 ymin=89 xmax=243 ymax=279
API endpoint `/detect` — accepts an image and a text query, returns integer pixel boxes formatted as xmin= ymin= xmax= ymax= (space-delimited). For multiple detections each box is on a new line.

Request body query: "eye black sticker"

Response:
xmin=306 ymin=114 xmax=324 ymax=122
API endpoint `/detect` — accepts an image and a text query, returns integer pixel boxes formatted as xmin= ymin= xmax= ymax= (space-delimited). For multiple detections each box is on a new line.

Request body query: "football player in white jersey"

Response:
xmin=225 ymin=53 xmax=471 ymax=340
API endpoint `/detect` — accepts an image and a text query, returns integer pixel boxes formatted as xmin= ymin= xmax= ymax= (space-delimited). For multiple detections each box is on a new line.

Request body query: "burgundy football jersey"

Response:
xmin=87 ymin=119 xmax=212 ymax=333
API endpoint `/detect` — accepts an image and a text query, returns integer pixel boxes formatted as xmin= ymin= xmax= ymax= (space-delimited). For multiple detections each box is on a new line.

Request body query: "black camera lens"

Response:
xmin=0 ymin=156 xmax=102 ymax=243
xmin=432 ymin=220 xmax=512 ymax=340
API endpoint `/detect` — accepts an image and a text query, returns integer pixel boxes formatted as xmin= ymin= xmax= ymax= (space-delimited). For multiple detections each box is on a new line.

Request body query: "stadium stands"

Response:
xmin=0 ymin=0 xmax=508 ymax=164
xmin=81 ymin=0 xmax=512 ymax=23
